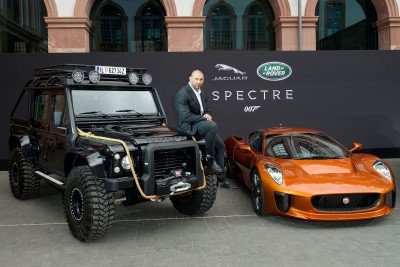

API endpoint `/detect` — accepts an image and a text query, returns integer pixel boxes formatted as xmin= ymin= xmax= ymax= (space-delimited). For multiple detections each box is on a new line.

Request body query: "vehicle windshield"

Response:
xmin=71 ymin=89 xmax=159 ymax=116
xmin=265 ymin=133 xmax=350 ymax=159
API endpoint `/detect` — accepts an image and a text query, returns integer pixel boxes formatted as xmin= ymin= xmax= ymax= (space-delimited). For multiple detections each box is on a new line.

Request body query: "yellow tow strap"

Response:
xmin=77 ymin=128 xmax=206 ymax=201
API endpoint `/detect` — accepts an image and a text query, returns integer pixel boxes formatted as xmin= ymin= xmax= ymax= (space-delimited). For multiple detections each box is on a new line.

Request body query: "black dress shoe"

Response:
xmin=218 ymin=181 xmax=237 ymax=189
xmin=210 ymin=161 xmax=223 ymax=173
xmin=206 ymin=155 xmax=223 ymax=173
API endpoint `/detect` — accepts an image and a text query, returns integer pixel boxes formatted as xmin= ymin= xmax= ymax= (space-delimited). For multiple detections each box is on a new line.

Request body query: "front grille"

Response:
xmin=311 ymin=193 xmax=380 ymax=211
xmin=154 ymin=147 xmax=196 ymax=180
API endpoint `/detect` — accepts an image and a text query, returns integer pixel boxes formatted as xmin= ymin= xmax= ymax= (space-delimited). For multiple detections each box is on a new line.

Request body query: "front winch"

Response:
xmin=156 ymin=169 xmax=199 ymax=195
xmin=170 ymin=182 xmax=191 ymax=194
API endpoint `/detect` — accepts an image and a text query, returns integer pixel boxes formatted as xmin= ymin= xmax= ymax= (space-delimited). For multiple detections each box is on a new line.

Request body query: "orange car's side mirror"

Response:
xmin=349 ymin=142 xmax=362 ymax=153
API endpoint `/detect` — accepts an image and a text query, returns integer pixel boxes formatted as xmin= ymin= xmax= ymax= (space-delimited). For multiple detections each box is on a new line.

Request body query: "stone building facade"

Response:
xmin=1 ymin=0 xmax=400 ymax=53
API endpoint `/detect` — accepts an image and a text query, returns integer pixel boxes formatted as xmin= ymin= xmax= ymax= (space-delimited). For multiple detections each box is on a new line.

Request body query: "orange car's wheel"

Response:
xmin=224 ymin=157 xmax=234 ymax=179
xmin=251 ymin=170 xmax=267 ymax=216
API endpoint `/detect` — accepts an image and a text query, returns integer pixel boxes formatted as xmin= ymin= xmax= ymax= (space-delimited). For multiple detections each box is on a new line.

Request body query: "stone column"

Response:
xmin=376 ymin=17 xmax=400 ymax=50
xmin=273 ymin=17 xmax=299 ymax=51
xmin=301 ymin=17 xmax=318 ymax=51
xmin=165 ymin=16 xmax=205 ymax=52
xmin=45 ymin=17 xmax=92 ymax=53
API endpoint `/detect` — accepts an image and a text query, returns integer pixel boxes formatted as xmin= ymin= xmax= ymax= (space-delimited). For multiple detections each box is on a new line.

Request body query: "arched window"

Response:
xmin=135 ymin=4 xmax=166 ymax=52
xmin=205 ymin=4 xmax=236 ymax=51
xmin=244 ymin=1 xmax=275 ymax=50
xmin=316 ymin=0 xmax=377 ymax=50
xmin=98 ymin=5 xmax=125 ymax=52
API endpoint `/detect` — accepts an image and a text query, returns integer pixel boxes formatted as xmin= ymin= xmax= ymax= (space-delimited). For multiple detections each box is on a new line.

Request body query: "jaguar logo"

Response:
xmin=342 ymin=197 xmax=350 ymax=205
xmin=212 ymin=64 xmax=248 ymax=81
xmin=215 ymin=64 xmax=246 ymax=75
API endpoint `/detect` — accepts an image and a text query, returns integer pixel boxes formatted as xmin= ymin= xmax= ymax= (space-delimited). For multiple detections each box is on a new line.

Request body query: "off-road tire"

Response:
xmin=8 ymin=148 xmax=40 ymax=199
xmin=251 ymin=169 xmax=267 ymax=216
xmin=63 ymin=166 xmax=115 ymax=242
xmin=170 ymin=174 xmax=217 ymax=215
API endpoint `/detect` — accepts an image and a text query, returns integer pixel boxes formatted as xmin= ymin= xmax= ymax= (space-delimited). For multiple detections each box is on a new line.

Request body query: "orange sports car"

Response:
xmin=224 ymin=126 xmax=396 ymax=221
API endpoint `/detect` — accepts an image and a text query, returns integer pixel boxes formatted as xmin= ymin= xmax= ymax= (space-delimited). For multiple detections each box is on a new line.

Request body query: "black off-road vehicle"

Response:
xmin=8 ymin=64 xmax=217 ymax=241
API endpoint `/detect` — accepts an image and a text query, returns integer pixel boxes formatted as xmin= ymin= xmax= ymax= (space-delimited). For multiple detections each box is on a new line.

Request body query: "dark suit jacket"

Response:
xmin=175 ymin=83 xmax=210 ymax=135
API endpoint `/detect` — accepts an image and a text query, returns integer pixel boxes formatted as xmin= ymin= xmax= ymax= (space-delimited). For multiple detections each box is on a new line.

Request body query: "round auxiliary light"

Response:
xmin=113 ymin=166 xmax=121 ymax=173
xmin=121 ymin=155 xmax=132 ymax=170
xmin=141 ymin=73 xmax=153 ymax=85
xmin=88 ymin=70 xmax=101 ymax=83
xmin=72 ymin=69 xmax=84 ymax=83
xmin=114 ymin=153 xmax=121 ymax=160
xmin=128 ymin=72 xmax=139 ymax=84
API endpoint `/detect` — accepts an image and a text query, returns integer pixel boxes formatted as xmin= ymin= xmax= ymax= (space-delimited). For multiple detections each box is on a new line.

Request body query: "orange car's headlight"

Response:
xmin=265 ymin=164 xmax=283 ymax=185
xmin=373 ymin=160 xmax=392 ymax=181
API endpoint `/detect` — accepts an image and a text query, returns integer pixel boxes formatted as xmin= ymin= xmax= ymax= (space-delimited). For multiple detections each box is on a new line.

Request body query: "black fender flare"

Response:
xmin=65 ymin=150 xmax=107 ymax=179
xmin=9 ymin=135 xmax=37 ymax=158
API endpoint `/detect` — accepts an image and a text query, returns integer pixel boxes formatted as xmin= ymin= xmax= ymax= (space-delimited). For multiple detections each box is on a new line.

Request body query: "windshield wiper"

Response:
xmin=78 ymin=111 xmax=111 ymax=118
xmin=115 ymin=109 xmax=144 ymax=117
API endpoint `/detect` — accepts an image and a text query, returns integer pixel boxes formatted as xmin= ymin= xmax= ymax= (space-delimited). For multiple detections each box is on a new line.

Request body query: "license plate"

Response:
xmin=95 ymin=66 xmax=126 ymax=75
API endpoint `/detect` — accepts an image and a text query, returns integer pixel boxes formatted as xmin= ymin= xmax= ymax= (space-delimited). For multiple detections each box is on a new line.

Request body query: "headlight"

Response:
xmin=121 ymin=155 xmax=132 ymax=170
xmin=373 ymin=160 xmax=392 ymax=181
xmin=265 ymin=164 xmax=283 ymax=185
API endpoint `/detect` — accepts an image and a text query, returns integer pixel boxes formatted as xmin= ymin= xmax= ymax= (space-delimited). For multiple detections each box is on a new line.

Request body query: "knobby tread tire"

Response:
xmin=8 ymin=148 xmax=40 ymax=200
xmin=170 ymin=174 xmax=217 ymax=215
xmin=63 ymin=166 xmax=115 ymax=242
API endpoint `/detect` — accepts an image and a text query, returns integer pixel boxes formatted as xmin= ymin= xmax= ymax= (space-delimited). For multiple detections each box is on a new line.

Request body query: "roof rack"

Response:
xmin=34 ymin=64 xmax=147 ymax=77
xmin=31 ymin=64 xmax=152 ymax=85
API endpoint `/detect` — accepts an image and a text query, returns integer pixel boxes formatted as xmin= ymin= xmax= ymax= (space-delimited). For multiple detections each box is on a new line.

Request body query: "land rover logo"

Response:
xmin=257 ymin=62 xmax=292 ymax=81
xmin=343 ymin=197 xmax=350 ymax=205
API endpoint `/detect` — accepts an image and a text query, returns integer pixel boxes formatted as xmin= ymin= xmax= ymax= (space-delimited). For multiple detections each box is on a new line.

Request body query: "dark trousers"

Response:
xmin=195 ymin=120 xmax=226 ymax=183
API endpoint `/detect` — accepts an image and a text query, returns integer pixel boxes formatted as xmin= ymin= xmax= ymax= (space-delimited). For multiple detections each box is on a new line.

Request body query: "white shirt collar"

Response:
xmin=189 ymin=83 xmax=204 ymax=114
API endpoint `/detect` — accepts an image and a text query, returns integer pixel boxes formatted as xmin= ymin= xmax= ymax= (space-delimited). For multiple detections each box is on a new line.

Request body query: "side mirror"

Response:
xmin=349 ymin=142 xmax=362 ymax=153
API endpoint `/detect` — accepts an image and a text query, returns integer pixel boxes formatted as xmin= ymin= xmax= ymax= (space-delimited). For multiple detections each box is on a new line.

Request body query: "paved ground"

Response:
xmin=1 ymin=159 xmax=400 ymax=267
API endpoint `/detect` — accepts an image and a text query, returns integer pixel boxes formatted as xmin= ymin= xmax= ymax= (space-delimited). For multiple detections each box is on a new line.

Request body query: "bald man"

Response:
xmin=175 ymin=70 xmax=236 ymax=189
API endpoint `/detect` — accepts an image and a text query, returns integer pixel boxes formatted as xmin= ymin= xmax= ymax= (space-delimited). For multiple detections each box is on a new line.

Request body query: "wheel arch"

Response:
xmin=252 ymin=164 xmax=271 ymax=194
xmin=65 ymin=151 xmax=106 ymax=179
xmin=9 ymin=135 xmax=35 ymax=158
xmin=9 ymin=136 xmax=21 ymax=151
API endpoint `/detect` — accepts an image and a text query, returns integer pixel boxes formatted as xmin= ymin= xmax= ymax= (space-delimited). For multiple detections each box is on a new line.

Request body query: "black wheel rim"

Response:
xmin=11 ymin=163 xmax=20 ymax=186
xmin=70 ymin=188 xmax=84 ymax=221
xmin=251 ymin=172 xmax=262 ymax=212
